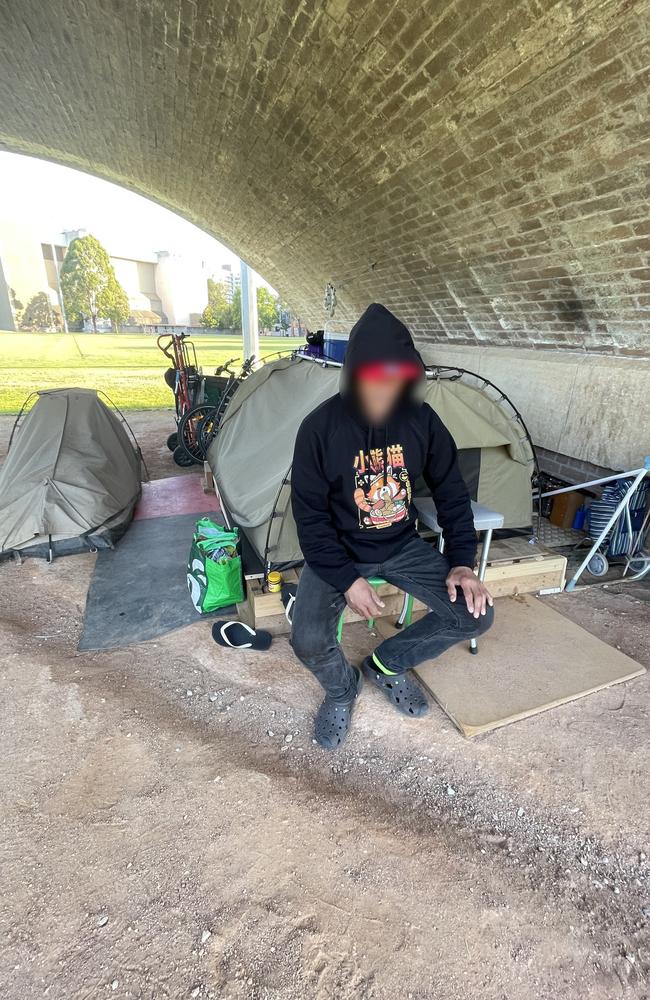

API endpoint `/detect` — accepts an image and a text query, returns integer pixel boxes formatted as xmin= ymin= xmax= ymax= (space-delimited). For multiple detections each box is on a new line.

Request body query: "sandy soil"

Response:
xmin=1 ymin=411 xmax=649 ymax=1000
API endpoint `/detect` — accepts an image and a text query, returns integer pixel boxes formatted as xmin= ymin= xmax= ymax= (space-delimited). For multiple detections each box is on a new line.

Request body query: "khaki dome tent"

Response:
xmin=0 ymin=388 xmax=142 ymax=558
xmin=208 ymin=357 xmax=535 ymax=572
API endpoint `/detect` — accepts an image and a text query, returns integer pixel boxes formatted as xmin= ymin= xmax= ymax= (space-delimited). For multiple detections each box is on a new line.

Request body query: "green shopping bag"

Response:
xmin=187 ymin=518 xmax=245 ymax=613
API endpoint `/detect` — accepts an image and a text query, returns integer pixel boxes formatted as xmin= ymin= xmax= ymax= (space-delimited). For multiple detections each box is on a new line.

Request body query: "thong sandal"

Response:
xmin=314 ymin=667 xmax=363 ymax=749
xmin=211 ymin=620 xmax=272 ymax=651
xmin=281 ymin=583 xmax=297 ymax=625
xmin=361 ymin=657 xmax=429 ymax=717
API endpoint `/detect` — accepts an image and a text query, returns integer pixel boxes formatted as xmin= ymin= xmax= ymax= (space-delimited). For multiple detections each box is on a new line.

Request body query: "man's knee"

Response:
xmin=474 ymin=602 xmax=495 ymax=636
xmin=459 ymin=601 xmax=494 ymax=637
xmin=291 ymin=622 xmax=333 ymax=666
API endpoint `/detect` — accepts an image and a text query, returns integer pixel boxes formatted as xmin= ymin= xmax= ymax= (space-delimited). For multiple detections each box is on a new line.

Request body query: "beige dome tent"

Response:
xmin=208 ymin=356 xmax=536 ymax=573
xmin=0 ymin=388 xmax=142 ymax=558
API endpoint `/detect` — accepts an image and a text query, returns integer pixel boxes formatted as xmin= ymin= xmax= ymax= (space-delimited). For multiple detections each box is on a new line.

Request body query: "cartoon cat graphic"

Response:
xmin=354 ymin=470 xmax=409 ymax=529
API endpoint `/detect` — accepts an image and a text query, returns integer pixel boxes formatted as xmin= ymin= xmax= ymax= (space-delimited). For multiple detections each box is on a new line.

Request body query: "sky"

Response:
xmin=0 ymin=150 xmax=262 ymax=280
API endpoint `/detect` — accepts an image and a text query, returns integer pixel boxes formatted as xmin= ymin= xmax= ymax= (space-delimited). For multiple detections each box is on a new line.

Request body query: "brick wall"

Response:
xmin=1 ymin=0 xmax=649 ymax=355
xmin=536 ymin=446 xmax=614 ymax=485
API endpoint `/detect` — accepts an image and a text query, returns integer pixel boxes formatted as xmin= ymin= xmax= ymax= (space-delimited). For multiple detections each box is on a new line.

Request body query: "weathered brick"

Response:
xmin=0 ymin=0 xmax=648 ymax=355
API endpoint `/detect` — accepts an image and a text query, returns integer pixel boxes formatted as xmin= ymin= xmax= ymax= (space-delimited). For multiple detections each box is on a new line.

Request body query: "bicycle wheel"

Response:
xmin=177 ymin=404 xmax=218 ymax=464
xmin=173 ymin=444 xmax=195 ymax=468
xmin=198 ymin=407 xmax=220 ymax=454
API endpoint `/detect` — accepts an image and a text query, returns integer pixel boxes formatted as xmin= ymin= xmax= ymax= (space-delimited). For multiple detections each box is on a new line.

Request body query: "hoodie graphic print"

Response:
xmin=353 ymin=442 xmax=411 ymax=530
xmin=291 ymin=303 xmax=477 ymax=594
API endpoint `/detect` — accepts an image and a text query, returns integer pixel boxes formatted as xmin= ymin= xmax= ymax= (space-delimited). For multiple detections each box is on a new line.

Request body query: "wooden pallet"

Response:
xmin=239 ymin=538 xmax=566 ymax=631
xmin=481 ymin=537 xmax=566 ymax=597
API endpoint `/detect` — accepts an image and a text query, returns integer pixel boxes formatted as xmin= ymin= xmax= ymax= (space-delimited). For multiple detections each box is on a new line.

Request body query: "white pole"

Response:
xmin=239 ymin=261 xmax=259 ymax=362
xmin=540 ymin=468 xmax=648 ymax=498
xmin=51 ymin=243 xmax=68 ymax=332
xmin=565 ymin=461 xmax=650 ymax=591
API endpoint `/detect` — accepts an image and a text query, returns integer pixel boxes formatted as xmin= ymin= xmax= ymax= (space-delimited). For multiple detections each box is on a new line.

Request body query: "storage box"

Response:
xmin=323 ymin=330 xmax=349 ymax=362
xmin=550 ymin=491 xmax=584 ymax=529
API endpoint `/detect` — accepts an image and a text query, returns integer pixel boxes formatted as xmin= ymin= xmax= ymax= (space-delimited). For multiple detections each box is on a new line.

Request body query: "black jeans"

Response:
xmin=291 ymin=535 xmax=494 ymax=701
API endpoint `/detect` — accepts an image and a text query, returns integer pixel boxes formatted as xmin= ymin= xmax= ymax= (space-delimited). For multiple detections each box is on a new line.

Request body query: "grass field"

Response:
xmin=0 ymin=332 xmax=300 ymax=414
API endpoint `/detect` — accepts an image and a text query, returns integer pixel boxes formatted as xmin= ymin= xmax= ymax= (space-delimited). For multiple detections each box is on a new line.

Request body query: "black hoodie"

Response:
xmin=291 ymin=303 xmax=476 ymax=592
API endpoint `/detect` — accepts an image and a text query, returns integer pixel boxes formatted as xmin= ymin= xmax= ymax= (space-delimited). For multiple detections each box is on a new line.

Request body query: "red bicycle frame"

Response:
xmin=157 ymin=332 xmax=199 ymax=420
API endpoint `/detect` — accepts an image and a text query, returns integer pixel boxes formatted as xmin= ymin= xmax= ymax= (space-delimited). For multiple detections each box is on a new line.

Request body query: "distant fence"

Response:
xmin=120 ymin=324 xmax=302 ymax=337
xmin=120 ymin=324 xmax=231 ymax=336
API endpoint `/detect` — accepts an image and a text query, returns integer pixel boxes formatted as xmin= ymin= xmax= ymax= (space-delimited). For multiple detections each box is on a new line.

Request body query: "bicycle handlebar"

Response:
xmin=156 ymin=334 xmax=175 ymax=361
xmin=215 ymin=356 xmax=239 ymax=375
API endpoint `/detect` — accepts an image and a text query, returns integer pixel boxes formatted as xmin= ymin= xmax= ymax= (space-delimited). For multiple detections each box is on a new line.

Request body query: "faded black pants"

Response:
xmin=291 ymin=535 xmax=494 ymax=701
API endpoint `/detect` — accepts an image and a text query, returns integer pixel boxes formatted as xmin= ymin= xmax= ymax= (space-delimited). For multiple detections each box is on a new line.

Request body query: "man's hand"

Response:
xmin=345 ymin=578 xmax=385 ymax=619
xmin=446 ymin=566 xmax=493 ymax=619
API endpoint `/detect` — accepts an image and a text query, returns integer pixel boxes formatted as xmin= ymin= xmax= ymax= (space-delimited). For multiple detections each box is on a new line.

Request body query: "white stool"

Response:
xmin=414 ymin=498 xmax=504 ymax=654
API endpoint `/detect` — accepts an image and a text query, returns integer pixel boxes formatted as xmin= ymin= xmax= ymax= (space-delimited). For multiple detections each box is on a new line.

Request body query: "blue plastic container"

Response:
xmin=323 ymin=330 xmax=349 ymax=362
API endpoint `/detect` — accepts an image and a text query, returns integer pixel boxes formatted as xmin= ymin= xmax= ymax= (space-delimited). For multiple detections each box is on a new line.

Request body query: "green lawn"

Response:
xmin=0 ymin=332 xmax=300 ymax=414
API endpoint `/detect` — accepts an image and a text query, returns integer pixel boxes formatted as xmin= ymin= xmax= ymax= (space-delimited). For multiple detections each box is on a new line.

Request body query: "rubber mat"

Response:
xmin=78 ymin=512 xmax=234 ymax=650
xmin=133 ymin=474 xmax=219 ymax=521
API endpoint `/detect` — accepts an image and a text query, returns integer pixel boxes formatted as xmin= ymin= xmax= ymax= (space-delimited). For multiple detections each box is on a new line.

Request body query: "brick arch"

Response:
xmin=1 ymin=0 xmax=649 ymax=355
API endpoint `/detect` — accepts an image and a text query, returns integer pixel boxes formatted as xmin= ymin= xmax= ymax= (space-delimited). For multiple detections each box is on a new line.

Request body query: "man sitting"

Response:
xmin=290 ymin=303 xmax=494 ymax=749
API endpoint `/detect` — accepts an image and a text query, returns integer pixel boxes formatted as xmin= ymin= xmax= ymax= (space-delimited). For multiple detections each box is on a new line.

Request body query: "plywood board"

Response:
xmin=414 ymin=595 xmax=645 ymax=737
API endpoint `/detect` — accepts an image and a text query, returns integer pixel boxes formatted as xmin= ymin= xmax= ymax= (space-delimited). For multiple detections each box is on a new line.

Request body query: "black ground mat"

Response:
xmin=78 ymin=512 xmax=235 ymax=651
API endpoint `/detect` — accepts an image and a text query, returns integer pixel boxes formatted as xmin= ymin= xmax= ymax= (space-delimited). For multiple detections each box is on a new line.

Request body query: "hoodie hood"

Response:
xmin=342 ymin=303 xmax=424 ymax=376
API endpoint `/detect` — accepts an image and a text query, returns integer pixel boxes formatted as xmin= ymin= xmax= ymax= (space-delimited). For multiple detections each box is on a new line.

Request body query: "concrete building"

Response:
xmin=0 ymin=219 xmax=63 ymax=329
xmin=0 ymin=2 xmax=649 ymax=474
xmin=0 ymin=223 xmax=214 ymax=329
xmin=153 ymin=250 xmax=210 ymax=326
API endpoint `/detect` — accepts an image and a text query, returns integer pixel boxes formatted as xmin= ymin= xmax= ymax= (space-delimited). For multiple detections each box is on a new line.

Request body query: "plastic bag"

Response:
xmin=187 ymin=518 xmax=244 ymax=613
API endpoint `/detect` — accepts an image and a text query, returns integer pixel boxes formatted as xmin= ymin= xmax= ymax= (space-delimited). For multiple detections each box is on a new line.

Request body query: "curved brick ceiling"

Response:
xmin=1 ymin=0 xmax=649 ymax=354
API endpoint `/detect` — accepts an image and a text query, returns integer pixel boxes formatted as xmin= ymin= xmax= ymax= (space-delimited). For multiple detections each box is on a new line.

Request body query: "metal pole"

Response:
xmin=239 ymin=261 xmax=259 ymax=362
xmin=565 ymin=461 xmax=650 ymax=591
xmin=540 ymin=468 xmax=648 ymax=499
xmin=51 ymin=244 xmax=68 ymax=333
xmin=469 ymin=527 xmax=494 ymax=655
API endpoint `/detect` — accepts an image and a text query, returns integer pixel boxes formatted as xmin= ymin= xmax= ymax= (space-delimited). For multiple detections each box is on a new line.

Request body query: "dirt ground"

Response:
xmin=1 ymin=411 xmax=649 ymax=1000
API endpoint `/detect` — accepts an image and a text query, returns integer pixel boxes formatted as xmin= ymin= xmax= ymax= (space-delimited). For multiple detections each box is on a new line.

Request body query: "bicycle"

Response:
xmin=157 ymin=331 xmax=203 ymax=467
xmin=176 ymin=355 xmax=256 ymax=464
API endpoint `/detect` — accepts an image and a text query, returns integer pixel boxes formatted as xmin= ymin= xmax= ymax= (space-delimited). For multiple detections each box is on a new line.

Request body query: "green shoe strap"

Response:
xmin=372 ymin=652 xmax=398 ymax=676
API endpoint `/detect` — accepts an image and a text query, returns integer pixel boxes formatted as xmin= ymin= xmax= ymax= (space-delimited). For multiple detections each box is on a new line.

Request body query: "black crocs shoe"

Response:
xmin=361 ymin=657 xmax=429 ymax=717
xmin=314 ymin=667 xmax=363 ymax=750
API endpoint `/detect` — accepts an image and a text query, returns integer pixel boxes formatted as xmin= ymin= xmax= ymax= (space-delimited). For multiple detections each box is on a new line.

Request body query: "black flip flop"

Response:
xmin=281 ymin=583 xmax=298 ymax=625
xmin=211 ymin=620 xmax=272 ymax=650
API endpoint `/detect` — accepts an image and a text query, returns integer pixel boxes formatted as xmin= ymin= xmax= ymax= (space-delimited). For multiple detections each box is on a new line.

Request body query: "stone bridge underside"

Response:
xmin=1 ymin=0 xmax=649 ymax=355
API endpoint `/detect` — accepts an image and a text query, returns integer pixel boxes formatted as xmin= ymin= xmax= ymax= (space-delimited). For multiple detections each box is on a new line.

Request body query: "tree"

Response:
xmin=230 ymin=286 xmax=241 ymax=330
xmin=201 ymin=303 xmax=219 ymax=328
xmin=60 ymin=234 xmax=129 ymax=332
xmin=20 ymin=292 xmax=60 ymax=331
xmin=201 ymin=279 xmax=232 ymax=328
xmin=103 ymin=274 xmax=130 ymax=332
xmin=9 ymin=287 xmax=24 ymax=328
xmin=256 ymin=286 xmax=280 ymax=332
xmin=277 ymin=299 xmax=292 ymax=330
xmin=201 ymin=282 xmax=279 ymax=332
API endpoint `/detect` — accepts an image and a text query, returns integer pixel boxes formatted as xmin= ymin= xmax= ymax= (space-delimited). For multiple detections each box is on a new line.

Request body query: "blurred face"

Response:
xmin=355 ymin=374 xmax=408 ymax=425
